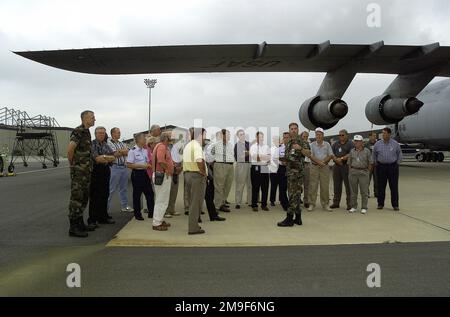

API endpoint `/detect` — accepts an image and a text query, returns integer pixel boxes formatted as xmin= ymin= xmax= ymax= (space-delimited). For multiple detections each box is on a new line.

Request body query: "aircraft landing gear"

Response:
xmin=415 ymin=151 xmax=445 ymax=162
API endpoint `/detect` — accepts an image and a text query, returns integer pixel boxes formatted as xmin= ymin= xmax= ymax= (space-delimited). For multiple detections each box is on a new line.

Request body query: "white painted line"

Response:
xmin=15 ymin=166 xmax=69 ymax=175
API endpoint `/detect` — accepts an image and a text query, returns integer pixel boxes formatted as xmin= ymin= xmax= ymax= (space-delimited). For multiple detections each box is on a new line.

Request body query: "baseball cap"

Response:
xmin=353 ymin=135 xmax=363 ymax=141
xmin=315 ymin=127 xmax=324 ymax=134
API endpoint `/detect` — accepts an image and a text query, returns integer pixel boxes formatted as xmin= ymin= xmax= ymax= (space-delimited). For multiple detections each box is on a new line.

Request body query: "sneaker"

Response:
xmin=121 ymin=206 xmax=134 ymax=213
xmin=307 ymin=205 xmax=314 ymax=212
xmin=349 ymin=208 xmax=357 ymax=213
xmin=361 ymin=209 xmax=367 ymax=214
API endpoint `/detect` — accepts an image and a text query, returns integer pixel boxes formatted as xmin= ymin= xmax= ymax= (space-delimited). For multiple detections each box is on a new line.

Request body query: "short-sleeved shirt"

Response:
xmin=373 ymin=138 xmax=403 ymax=164
xmin=285 ymin=135 xmax=310 ymax=171
xmin=249 ymin=143 xmax=271 ymax=166
xmin=310 ymin=141 xmax=333 ymax=162
xmin=91 ymin=139 xmax=114 ymax=165
xmin=153 ymin=143 xmax=174 ymax=174
xmin=126 ymin=145 xmax=149 ymax=166
xmin=349 ymin=148 xmax=373 ymax=170
xmin=183 ymin=140 xmax=205 ymax=173
xmin=107 ymin=139 xmax=128 ymax=166
xmin=332 ymin=140 xmax=354 ymax=163
xmin=70 ymin=125 xmax=92 ymax=168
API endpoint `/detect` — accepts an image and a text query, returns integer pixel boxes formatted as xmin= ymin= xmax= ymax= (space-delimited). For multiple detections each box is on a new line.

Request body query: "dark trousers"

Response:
xmin=251 ymin=165 xmax=270 ymax=208
xmin=278 ymin=165 xmax=289 ymax=210
xmin=131 ymin=170 xmax=154 ymax=218
xmin=88 ymin=164 xmax=111 ymax=224
xmin=332 ymin=164 xmax=351 ymax=207
xmin=205 ymin=177 xmax=219 ymax=220
xmin=376 ymin=163 xmax=399 ymax=208
xmin=270 ymin=166 xmax=288 ymax=209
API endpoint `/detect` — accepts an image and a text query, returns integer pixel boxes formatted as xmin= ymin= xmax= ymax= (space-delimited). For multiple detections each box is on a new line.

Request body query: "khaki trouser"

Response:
xmin=234 ymin=163 xmax=252 ymax=205
xmin=184 ymin=172 xmax=206 ymax=233
xmin=166 ymin=177 xmax=179 ymax=214
xmin=309 ymin=164 xmax=330 ymax=207
xmin=349 ymin=169 xmax=370 ymax=210
xmin=214 ymin=163 xmax=234 ymax=207
xmin=303 ymin=163 xmax=311 ymax=205
xmin=153 ymin=175 xmax=172 ymax=226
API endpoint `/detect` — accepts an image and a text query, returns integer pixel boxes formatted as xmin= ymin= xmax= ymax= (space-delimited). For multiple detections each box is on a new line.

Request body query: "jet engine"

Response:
xmin=299 ymin=96 xmax=348 ymax=130
xmin=365 ymin=95 xmax=424 ymax=125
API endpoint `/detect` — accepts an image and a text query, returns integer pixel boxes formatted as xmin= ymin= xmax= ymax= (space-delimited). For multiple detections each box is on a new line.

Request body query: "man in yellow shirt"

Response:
xmin=183 ymin=127 xmax=207 ymax=235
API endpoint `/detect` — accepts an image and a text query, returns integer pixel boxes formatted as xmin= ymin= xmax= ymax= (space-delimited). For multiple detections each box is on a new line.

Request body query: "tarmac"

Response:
xmin=109 ymin=162 xmax=450 ymax=247
xmin=1 ymin=160 xmax=449 ymax=296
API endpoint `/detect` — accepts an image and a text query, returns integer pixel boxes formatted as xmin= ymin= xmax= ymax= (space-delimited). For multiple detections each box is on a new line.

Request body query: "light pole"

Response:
xmin=144 ymin=78 xmax=157 ymax=133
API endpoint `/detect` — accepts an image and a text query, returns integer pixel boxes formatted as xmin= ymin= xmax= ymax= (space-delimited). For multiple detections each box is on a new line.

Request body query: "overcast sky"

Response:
xmin=1 ymin=0 xmax=449 ymax=140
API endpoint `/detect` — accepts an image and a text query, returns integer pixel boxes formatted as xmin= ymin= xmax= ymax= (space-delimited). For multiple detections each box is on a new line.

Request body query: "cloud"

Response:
xmin=0 ymin=0 xmax=449 ymax=139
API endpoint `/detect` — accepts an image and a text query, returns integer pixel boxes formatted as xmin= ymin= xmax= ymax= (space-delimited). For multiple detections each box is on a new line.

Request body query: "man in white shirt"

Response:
xmin=209 ymin=129 xmax=234 ymax=212
xmin=269 ymin=135 xmax=281 ymax=207
xmin=308 ymin=128 xmax=334 ymax=211
xmin=249 ymin=132 xmax=271 ymax=212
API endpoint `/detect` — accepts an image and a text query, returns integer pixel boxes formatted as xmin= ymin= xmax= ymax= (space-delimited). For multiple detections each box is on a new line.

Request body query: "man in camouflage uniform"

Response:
xmin=277 ymin=122 xmax=311 ymax=227
xmin=67 ymin=110 xmax=96 ymax=237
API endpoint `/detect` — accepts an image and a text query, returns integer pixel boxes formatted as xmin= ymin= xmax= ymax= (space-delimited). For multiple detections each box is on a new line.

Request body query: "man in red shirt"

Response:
xmin=152 ymin=133 xmax=174 ymax=231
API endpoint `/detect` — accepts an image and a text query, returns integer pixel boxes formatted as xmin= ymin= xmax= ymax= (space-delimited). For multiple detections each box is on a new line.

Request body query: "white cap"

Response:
xmin=315 ymin=127 xmax=324 ymax=134
xmin=353 ymin=135 xmax=363 ymax=141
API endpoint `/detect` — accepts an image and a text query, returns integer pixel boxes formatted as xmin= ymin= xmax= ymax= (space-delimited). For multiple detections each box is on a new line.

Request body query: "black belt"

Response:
xmin=216 ymin=162 xmax=233 ymax=165
xmin=351 ymin=166 xmax=368 ymax=170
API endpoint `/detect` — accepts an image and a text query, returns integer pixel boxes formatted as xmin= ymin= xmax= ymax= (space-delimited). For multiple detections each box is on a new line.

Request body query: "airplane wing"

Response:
xmin=14 ymin=41 xmax=450 ymax=76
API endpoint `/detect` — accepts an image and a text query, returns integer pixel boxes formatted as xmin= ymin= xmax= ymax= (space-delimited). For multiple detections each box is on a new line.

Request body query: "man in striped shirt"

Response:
xmin=107 ymin=127 xmax=133 ymax=213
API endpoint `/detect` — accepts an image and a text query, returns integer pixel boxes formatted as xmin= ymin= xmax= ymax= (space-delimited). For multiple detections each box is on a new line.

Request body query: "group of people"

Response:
xmin=67 ymin=110 xmax=402 ymax=237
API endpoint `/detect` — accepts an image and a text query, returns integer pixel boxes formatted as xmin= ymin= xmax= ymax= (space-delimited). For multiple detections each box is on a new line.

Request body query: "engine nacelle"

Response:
xmin=299 ymin=96 xmax=348 ymax=130
xmin=365 ymin=95 xmax=424 ymax=125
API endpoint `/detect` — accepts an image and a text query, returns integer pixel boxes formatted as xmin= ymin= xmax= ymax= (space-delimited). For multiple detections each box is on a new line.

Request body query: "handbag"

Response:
xmin=153 ymin=143 xmax=165 ymax=186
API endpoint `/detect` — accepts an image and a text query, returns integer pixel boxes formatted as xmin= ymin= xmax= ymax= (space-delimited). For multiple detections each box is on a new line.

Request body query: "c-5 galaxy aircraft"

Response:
xmin=15 ymin=41 xmax=450 ymax=159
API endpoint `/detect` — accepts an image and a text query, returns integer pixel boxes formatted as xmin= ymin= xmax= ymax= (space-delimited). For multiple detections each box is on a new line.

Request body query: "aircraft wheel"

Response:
xmin=432 ymin=152 xmax=438 ymax=162
xmin=23 ymin=162 xmax=28 ymax=168
xmin=438 ymin=152 xmax=445 ymax=162
xmin=42 ymin=164 xmax=48 ymax=169
xmin=8 ymin=165 xmax=14 ymax=174
xmin=0 ymin=157 xmax=4 ymax=174
xmin=416 ymin=153 xmax=425 ymax=162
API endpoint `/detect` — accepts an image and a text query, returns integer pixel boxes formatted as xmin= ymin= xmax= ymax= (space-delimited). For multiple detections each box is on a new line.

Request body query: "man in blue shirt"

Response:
xmin=373 ymin=127 xmax=403 ymax=211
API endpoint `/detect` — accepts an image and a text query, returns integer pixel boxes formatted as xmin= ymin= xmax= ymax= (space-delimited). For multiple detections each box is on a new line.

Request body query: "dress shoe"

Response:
xmin=189 ymin=229 xmax=205 ymax=235
xmin=304 ymin=203 xmax=310 ymax=208
xmin=201 ymin=211 xmax=205 ymax=215
xmin=277 ymin=214 xmax=294 ymax=227
xmin=330 ymin=204 xmax=340 ymax=209
xmin=184 ymin=211 xmax=189 ymax=215
xmin=147 ymin=212 xmax=154 ymax=219
xmin=153 ymin=225 xmax=168 ymax=231
xmin=198 ymin=217 xmax=202 ymax=223
xmin=161 ymin=221 xmax=171 ymax=227
xmin=252 ymin=207 xmax=259 ymax=212
xmin=107 ymin=214 xmax=113 ymax=220
xmin=270 ymin=202 xmax=276 ymax=207
xmin=377 ymin=205 xmax=384 ymax=210
xmin=211 ymin=216 xmax=226 ymax=221
xmin=225 ymin=200 xmax=231 ymax=205
xmin=235 ymin=205 xmax=241 ymax=210
xmin=262 ymin=206 xmax=270 ymax=211
xmin=82 ymin=221 xmax=96 ymax=232
xmin=393 ymin=207 xmax=400 ymax=211
xmin=135 ymin=215 xmax=145 ymax=221
xmin=99 ymin=219 xmax=115 ymax=225
xmin=218 ymin=205 xmax=231 ymax=213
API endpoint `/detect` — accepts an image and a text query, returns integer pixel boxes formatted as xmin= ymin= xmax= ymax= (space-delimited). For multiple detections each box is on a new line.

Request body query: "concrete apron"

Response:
xmin=108 ymin=163 xmax=450 ymax=247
